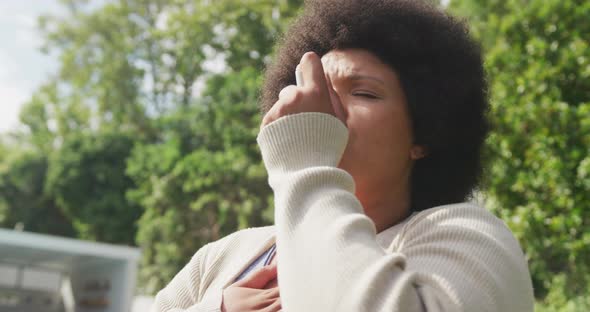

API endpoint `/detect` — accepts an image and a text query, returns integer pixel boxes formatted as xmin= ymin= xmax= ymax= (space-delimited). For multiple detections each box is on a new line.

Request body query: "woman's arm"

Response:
xmin=257 ymin=112 xmax=534 ymax=312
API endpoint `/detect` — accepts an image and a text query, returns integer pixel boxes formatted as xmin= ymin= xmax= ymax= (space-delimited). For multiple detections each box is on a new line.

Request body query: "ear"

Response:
xmin=410 ymin=145 xmax=428 ymax=160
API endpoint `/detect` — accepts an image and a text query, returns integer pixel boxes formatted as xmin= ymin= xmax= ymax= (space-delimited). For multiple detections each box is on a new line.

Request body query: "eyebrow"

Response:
xmin=347 ymin=74 xmax=386 ymax=86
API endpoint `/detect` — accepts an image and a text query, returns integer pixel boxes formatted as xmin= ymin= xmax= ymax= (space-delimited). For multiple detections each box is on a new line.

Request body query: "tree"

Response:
xmin=0 ymin=149 xmax=75 ymax=237
xmin=450 ymin=0 xmax=590 ymax=304
xmin=45 ymin=130 xmax=141 ymax=244
xmin=23 ymin=0 xmax=303 ymax=293
xmin=128 ymin=67 xmax=275 ymax=294
xmin=122 ymin=0 xmax=302 ymax=293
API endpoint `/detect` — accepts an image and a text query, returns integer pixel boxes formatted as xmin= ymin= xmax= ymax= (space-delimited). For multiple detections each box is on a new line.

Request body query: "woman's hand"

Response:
xmin=221 ymin=263 xmax=281 ymax=312
xmin=261 ymin=52 xmax=345 ymax=128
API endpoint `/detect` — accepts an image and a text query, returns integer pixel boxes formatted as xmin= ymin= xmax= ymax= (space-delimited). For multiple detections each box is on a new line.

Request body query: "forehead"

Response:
xmin=320 ymin=49 xmax=396 ymax=80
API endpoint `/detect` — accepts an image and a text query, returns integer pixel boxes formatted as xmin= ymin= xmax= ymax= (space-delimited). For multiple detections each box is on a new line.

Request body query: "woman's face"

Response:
xmin=320 ymin=49 xmax=424 ymax=208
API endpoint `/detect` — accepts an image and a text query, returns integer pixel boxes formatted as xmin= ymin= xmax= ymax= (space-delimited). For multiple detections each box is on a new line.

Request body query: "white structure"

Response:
xmin=0 ymin=228 xmax=141 ymax=312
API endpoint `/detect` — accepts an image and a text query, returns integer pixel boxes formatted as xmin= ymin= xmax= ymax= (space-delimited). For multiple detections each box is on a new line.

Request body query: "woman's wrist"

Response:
xmin=257 ymin=112 xmax=348 ymax=174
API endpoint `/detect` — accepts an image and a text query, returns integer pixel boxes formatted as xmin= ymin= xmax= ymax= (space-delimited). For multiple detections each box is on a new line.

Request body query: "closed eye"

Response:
xmin=352 ymin=92 xmax=380 ymax=99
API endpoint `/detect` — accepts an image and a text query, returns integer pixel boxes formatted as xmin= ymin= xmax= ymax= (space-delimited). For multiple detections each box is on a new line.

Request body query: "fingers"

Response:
xmin=262 ymin=95 xmax=287 ymax=127
xmin=253 ymin=287 xmax=280 ymax=309
xmin=260 ymin=51 xmax=336 ymax=128
xmin=261 ymin=297 xmax=282 ymax=312
xmin=278 ymin=85 xmax=299 ymax=103
xmin=299 ymin=52 xmax=329 ymax=93
xmin=295 ymin=64 xmax=303 ymax=87
xmin=262 ymin=286 xmax=280 ymax=299
xmin=234 ymin=263 xmax=278 ymax=289
xmin=261 ymin=84 xmax=300 ymax=127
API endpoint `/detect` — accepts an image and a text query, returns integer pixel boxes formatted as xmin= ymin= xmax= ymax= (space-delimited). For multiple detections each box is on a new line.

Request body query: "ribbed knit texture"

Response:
xmin=151 ymin=112 xmax=535 ymax=312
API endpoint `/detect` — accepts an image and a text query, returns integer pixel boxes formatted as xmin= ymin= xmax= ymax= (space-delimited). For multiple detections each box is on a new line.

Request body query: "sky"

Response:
xmin=0 ymin=1 xmax=62 ymax=133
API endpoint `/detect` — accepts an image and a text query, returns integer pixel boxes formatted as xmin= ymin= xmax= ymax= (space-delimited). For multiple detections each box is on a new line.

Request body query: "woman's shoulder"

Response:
xmin=197 ymin=225 xmax=276 ymax=272
xmin=207 ymin=225 xmax=276 ymax=254
xmin=397 ymin=202 xmax=534 ymax=309
xmin=401 ymin=202 xmax=522 ymax=248
xmin=398 ymin=202 xmax=530 ymax=278
xmin=406 ymin=202 xmax=516 ymax=238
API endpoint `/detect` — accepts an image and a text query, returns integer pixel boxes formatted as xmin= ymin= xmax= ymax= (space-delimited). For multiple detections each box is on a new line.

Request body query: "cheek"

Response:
xmin=349 ymin=106 xmax=413 ymax=152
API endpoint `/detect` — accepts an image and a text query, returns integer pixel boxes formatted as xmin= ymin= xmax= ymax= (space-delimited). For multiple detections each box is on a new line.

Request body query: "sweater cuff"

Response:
xmin=256 ymin=113 xmax=349 ymax=173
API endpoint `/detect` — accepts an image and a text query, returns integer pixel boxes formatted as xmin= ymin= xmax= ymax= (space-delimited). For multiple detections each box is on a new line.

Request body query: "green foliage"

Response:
xmin=207 ymin=0 xmax=303 ymax=71
xmin=128 ymin=67 xmax=273 ymax=294
xmin=0 ymin=149 xmax=75 ymax=237
xmin=451 ymin=0 xmax=590 ymax=303
xmin=535 ymin=275 xmax=590 ymax=312
xmin=38 ymin=0 xmax=149 ymax=131
xmin=45 ymin=130 xmax=141 ymax=244
xmin=3 ymin=0 xmax=303 ymax=294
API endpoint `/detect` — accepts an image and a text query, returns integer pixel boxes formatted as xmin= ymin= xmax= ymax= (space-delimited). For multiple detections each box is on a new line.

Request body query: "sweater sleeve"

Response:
xmin=150 ymin=243 xmax=223 ymax=312
xmin=256 ymin=112 xmax=534 ymax=312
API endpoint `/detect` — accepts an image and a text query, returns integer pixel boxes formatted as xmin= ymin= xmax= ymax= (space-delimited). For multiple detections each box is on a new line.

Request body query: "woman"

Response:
xmin=151 ymin=0 xmax=535 ymax=311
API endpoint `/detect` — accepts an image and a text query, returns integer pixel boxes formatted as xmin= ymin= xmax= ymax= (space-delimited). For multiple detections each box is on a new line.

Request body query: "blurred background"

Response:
xmin=0 ymin=0 xmax=588 ymax=311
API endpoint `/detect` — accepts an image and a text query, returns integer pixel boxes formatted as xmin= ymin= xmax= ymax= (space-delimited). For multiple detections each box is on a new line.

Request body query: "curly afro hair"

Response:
xmin=260 ymin=0 xmax=489 ymax=212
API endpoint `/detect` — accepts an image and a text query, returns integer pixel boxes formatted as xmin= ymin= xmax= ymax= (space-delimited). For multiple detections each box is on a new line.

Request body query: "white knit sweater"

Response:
xmin=151 ymin=113 xmax=535 ymax=312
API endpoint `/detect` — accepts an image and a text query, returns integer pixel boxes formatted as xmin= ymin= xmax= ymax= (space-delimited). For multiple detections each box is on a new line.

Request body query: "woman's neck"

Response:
xmin=357 ymin=183 xmax=411 ymax=233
